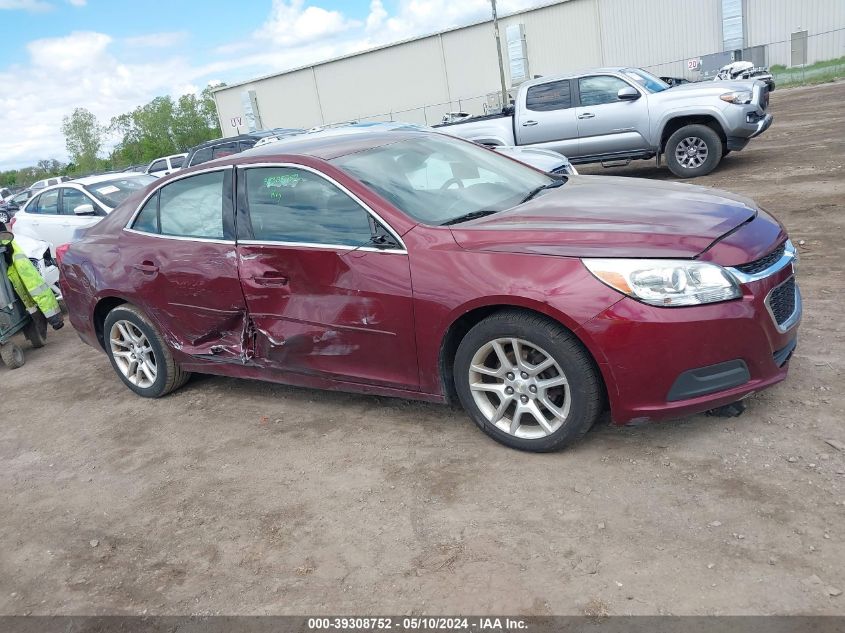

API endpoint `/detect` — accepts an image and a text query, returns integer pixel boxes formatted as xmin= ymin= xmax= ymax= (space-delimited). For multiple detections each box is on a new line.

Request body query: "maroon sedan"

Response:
xmin=59 ymin=129 xmax=800 ymax=451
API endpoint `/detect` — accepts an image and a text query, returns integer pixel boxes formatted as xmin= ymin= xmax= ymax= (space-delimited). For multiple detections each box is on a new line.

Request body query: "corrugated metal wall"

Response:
xmin=213 ymin=0 xmax=845 ymax=135
xmin=598 ymin=0 xmax=722 ymax=78
xmin=746 ymin=0 xmax=845 ymax=66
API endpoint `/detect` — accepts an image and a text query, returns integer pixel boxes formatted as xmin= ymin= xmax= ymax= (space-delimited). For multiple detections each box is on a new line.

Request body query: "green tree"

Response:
xmin=109 ymin=83 xmax=224 ymax=168
xmin=61 ymin=108 xmax=102 ymax=173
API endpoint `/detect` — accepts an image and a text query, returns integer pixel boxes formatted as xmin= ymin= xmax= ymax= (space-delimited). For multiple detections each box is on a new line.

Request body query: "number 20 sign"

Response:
xmin=687 ymin=58 xmax=700 ymax=70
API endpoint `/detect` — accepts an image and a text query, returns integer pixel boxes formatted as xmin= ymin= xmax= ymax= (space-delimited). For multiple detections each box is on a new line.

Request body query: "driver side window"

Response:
xmin=244 ymin=167 xmax=374 ymax=247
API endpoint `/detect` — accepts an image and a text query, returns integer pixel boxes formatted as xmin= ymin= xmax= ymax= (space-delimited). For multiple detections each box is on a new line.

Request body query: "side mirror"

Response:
xmin=73 ymin=203 xmax=95 ymax=216
xmin=617 ymin=86 xmax=641 ymax=101
xmin=0 ymin=230 xmax=13 ymax=242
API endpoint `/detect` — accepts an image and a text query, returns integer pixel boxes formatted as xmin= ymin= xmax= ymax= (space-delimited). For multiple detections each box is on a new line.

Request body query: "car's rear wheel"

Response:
xmin=454 ymin=311 xmax=602 ymax=452
xmin=103 ymin=304 xmax=190 ymax=397
xmin=666 ymin=124 xmax=723 ymax=177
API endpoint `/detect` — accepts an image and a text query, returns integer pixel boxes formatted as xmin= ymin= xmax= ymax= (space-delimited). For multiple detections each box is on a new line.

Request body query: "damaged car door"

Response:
xmin=235 ymin=164 xmax=419 ymax=389
xmin=122 ymin=167 xmax=248 ymax=358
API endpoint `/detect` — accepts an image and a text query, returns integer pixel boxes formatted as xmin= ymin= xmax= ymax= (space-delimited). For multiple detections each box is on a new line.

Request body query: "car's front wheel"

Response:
xmin=666 ymin=124 xmax=723 ymax=178
xmin=454 ymin=311 xmax=602 ymax=452
xmin=103 ymin=304 xmax=190 ymax=397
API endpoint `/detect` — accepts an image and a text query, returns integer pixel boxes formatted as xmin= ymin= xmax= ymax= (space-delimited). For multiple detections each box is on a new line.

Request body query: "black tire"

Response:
xmin=665 ymin=124 xmax=723 ymax=178
xmin=454 ymin=310 xmax=602 ymax=452
xmin=0 ymin=211 xmax=9 ymax=224
xmin=23 ymin=312 xmax=48 ymax=349
xmin=1 ymin=343 xmax=25 ymax=369
xmin=103 ymin=304 xmax=191 ymax=397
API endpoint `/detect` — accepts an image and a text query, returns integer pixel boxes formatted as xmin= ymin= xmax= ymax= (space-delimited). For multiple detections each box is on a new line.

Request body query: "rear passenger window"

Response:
xmin=131 ymin=171 xmax=226 ymax=239
xmin=170 ymin=156 xmax=184 ymax=168
xmin=526 ymin=80 xmax=571 ymax=111
xmin=132 ymin=193 xmax=159 ymax=233
xmin=32 ymin=190 xmax=60 ymax=214
xmin=245 ymin=167 xmax=373 ymax=246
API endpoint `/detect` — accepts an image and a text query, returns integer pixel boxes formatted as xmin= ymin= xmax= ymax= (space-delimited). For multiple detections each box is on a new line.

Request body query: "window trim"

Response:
xmin=235 ymin=162 xmax=407 ymax=255
xmin=124 ymin=165 xmax=235 ymax=244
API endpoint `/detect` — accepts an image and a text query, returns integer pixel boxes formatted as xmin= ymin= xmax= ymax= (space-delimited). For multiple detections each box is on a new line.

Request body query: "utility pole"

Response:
xmin=490 ymin=0 xmax=509 ymax=108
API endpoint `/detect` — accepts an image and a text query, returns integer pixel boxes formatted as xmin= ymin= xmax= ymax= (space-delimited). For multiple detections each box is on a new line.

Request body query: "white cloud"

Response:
xmin=255 ymin=0 xmax=361 ymax=47
xmin=28 ymin=31 xmax=111 ymax=71
xmin=0 ymin=31 xmax=201 ymax=169
xmin=0 ymin=0 xmax=51 ymax=11
xmin=124 ymin=31 xmax=188 ymax=48
xmin=1 ymin=0 xmax=542 ymax=169
xmin=365 ymin=0 xmax=387 ymax=32
xmin=67 ymin=0 xmax=85 ymax=6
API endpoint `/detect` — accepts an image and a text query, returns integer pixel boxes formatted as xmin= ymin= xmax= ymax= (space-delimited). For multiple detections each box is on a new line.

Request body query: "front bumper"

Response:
xmin=750 ymin=112 xmax=774 ymax=138
xmin=578 ymin=251 xmax=799 ymax=424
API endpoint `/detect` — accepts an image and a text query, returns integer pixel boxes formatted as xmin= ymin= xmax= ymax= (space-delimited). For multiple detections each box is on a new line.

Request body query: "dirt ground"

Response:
xmin=1 ymin=82 xmax=844 ymax=617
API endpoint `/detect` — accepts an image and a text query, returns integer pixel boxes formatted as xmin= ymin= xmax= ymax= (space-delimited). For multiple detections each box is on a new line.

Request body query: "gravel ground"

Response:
xmin=1 ymin=81 xmax=844 ymax=616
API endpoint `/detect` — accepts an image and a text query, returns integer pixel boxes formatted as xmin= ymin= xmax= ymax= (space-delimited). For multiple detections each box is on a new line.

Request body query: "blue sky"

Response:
xmin=0 ymin=0 xmax=537 ymax=169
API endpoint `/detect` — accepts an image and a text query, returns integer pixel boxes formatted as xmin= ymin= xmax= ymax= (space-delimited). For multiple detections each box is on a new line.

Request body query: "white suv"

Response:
xmin=12 ymin=173 xmax=155 ymax=252
xmin=145 ymin=153 xmax=187 ymax=178
xmin=28 ymin=176 xmax=71 ymax=193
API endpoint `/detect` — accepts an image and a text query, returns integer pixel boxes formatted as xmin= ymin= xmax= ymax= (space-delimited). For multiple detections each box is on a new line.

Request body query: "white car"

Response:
xmin=145 ymin=153 xmax=188 ymax=178
xmin=493 ymin=146 xmax=578 ymax=175
xmin=28 ymin=176 xmax=70 ymax=193
xmin=11 ymin=173 xmax=155 ymax=253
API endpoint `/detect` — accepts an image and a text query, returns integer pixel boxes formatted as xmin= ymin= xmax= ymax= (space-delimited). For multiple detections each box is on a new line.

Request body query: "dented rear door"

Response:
xmin=121 ymin=166 xmax=248 ymax=359
xmin=235 ymin=164 xmax=419 ymax=390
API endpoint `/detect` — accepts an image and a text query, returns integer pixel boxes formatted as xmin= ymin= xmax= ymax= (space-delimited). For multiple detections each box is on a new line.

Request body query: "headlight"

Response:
xmin=582 ymin=259 xmax=741 ymax=307
xmin=720 ymin=90 xmax=753 ymax=104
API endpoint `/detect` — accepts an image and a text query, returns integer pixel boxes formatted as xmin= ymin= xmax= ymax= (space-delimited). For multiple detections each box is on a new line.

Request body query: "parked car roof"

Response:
xmin=238 ymin=124 xmax=438 ymax=161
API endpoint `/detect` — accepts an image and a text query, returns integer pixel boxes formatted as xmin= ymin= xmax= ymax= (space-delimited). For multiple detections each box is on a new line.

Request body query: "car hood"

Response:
xmin=448 ymin=175 xmax=758 ymax=258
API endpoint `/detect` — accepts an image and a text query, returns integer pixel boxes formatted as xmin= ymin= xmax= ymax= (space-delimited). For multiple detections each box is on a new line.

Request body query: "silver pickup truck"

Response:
xmin=436 ymin=67 xmax=773 ymax=178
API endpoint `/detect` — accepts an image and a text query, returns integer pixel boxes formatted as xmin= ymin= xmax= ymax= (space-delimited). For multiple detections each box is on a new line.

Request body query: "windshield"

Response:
xmin=332 ymin=134 xmax=553 ymax=225
xmin=84 ymin=175 xmax=155 ymax=208
xmin=622 ymin=68 xmax=669 ymax=93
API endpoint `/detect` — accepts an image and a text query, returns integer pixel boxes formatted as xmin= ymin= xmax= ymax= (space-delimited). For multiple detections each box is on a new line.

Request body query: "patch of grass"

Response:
xmin=772 ymin=56 xmax=845 ymax=87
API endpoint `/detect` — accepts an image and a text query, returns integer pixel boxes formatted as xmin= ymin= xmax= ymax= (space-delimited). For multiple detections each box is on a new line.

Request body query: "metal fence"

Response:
xmin=331 ymin=29 xmax=845 ymax=129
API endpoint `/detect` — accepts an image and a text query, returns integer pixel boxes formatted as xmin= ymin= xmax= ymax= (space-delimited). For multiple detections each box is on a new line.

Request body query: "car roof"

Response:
xmin=238 ymin=125 xmax=433 ymax=161
xmin=520 ymin=66 xmax=636 ymax=88
xmin=69 ymin=173 xmax=152 ymax=186
xmin=188 ymin=134 xmax=259 ymax=152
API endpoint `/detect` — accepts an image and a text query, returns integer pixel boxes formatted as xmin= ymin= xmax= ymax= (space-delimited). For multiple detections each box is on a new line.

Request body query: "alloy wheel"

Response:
xmin=675 ymin=136 xmax=709 ymax=169
xmin=468 ymin=337 xmax=570 ymax=439
xmin=109 ymin=320 xmax=157 ymax=388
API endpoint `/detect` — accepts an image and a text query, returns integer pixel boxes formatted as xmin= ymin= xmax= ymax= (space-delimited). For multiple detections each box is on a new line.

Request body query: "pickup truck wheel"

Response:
xmin=454 ymin=310 xmax=602 ymax=452
xmin=666 ymin=124 xmax=723 ymax=177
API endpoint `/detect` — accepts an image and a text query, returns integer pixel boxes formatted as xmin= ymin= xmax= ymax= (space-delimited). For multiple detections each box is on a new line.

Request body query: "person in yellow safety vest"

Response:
xmin=0 ymin=222 xmax=64 ymax=330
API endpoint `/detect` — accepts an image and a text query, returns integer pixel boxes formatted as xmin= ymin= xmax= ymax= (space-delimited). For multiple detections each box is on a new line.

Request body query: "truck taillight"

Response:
xmin=55 ymin=243 xmax=70 ymax=266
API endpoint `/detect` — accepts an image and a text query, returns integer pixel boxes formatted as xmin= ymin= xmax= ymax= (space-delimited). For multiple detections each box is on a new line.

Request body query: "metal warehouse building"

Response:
xmin=213 ymin=0 xmax=844 ymax=134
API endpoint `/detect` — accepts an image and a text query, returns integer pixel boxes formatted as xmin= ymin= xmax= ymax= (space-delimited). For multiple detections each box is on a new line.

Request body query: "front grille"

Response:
xmin=769 ymin=277 xmax=796 ymax=326
xmin=735 ymin=242 xmax=786 ymax=275
xmin=760 ymin=88 xmax=769 ymax=110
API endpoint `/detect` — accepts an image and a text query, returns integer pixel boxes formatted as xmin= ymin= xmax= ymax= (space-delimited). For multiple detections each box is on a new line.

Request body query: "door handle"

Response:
xmin=522 ymin=120 xmax=539 ymax=126
xmin=133 ymin=261 xmax=159 ymax=274
xmin=252 ymin=273 xmax=288 ymax=287
xmin=578 ymin=112 xmax=595 ymax=119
